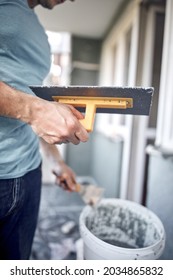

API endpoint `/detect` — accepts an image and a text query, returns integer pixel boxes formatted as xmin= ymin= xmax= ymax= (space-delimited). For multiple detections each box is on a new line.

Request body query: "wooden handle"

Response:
xmin=79 ymin=102 xmax=96 ymax=132
xmin=52 ymin=96 xmax=133 ymax=132
xmin=53 ymin=97 xmax=97 ymax=132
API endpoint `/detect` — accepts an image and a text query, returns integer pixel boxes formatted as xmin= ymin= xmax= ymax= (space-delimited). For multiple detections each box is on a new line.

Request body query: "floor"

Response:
xmin=30 ymin=176 xmax=170 ymax=260
xmin=30 ymin=177 xmax=93 ymax=260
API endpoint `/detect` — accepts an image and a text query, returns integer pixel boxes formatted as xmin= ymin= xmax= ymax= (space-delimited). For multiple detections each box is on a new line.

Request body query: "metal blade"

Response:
xmin=30 ymin=86 xmax=153 ymax=116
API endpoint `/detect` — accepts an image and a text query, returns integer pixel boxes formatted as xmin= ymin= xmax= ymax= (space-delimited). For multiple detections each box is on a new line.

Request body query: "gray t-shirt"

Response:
xmin=0 ymin=0 xmax=50 ymax=178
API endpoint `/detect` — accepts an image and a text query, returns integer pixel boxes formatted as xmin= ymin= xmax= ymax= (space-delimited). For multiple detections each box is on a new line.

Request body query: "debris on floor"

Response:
xmin=30 ymin=178 xmax=97 ymax=260
xmin=31 ymin=212 xmax=81 ymax=260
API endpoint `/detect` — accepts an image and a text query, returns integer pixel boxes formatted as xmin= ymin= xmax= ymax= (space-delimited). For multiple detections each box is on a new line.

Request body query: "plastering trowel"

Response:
xmin=31 ymin=86 xmax=153 ymax=204
xmin=30 ymin=86 xmax=153 ymax=132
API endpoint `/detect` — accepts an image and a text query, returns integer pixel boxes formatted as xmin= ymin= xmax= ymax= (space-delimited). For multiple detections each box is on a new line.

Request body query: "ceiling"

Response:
xmin=35 ymin=0 xmax=123 ymax=38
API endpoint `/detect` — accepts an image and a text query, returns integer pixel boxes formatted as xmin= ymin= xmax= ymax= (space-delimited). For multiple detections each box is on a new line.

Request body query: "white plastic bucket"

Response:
xmin=79 ymin=199 xmax=165 ymax=260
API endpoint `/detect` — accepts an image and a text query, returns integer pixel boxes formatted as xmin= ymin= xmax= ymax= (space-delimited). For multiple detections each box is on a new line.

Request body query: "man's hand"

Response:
xmin=52 ymin=164 xmax=77 ymax=192
xmin=40 ymin=139 xmax=78 ymax=192
xmin=0 ymin=82 xmax=89 ymax=145
xmin=29 ymin=98 xmax=89 ymax=145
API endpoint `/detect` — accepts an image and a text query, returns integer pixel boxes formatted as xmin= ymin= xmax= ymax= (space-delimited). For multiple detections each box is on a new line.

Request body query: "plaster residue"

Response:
xmin=86 ymin=204 xmax=161 ymax=249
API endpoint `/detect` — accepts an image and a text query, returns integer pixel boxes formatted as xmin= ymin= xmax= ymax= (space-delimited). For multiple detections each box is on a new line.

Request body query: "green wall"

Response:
xmin=146 ymin=154 xmax=173 ymax=259
xmin=66 ymin=35 xmax=123 ymax=198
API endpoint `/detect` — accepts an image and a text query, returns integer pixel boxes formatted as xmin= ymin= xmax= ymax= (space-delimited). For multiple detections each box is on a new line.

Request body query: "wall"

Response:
xmin=66 ymin=132 xmax=123 ymax=198
xmin=65 ymin=36 xmax=123 ymax=198
xmin=65 ymin=138 xmax=92 ymax=177
xmin=65 ymin=35 xmax=101 ymax=179
xmin=90 ymin=132 xmax=123 ymax=198
xmin=146 ymin=153 xmax=173 ymax=259
xmin=70 ymin=36 xmax=101 ymax=86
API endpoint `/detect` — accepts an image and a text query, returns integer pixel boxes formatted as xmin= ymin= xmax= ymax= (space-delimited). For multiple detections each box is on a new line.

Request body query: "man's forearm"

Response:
xmin=0 ymin=81 xmax=89 ymax=145
xmin=0 ymin=81 xmax=36 ymax=122
xmin=40 ymin=138 xmax=64 ymax=164
xmin=40 ymin=138 xmax=77 ymax=191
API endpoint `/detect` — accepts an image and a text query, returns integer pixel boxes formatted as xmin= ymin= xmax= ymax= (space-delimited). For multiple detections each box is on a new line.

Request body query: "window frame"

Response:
xmin=155 ymin=0 xmax=173 ymax=154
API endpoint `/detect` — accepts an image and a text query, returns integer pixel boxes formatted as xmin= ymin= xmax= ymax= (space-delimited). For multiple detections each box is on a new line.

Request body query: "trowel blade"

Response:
xmin=30 ymin=86 xmax=153 ymax=116
xmin=76 ymin=184 xmax=104 ymax=206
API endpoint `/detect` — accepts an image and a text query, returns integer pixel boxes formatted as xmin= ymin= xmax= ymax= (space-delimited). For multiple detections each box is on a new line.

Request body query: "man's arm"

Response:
xmin=40 ymin=138 xmax=77 ymax=191
xmin=0 ymin=81 xmax=89 ymax=145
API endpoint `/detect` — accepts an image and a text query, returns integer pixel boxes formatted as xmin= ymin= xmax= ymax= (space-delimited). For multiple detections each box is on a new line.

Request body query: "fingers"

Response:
xmin=30 ymin=99 xmax=89 ymax=145
xmin=74 ymin=129 xmax=88 ymax=142
xmin=66 ymin=105 xmax=89 ymax=143
xmin=61 ymin=173 xmax=77 ymax=192
xmin=53 ymin=172 xmax=77 ymax=192
xmin=67 ymin=105 xmax=84 ymax=120
xmin=58 ymin=105 xmax=89 ymax=144
xmin=69 ymin=130 xmax=88 ymax=145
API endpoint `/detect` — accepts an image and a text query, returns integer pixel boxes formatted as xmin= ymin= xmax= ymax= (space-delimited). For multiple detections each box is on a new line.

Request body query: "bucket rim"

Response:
xmin=79 ymin=198 xmax=165 ymax=254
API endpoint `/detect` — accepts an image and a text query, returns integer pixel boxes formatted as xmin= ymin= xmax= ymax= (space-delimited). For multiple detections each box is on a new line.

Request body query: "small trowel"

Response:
xmin=53 ymin=170 xmax=104 ymax=205
xmin=75 ymin=183 xmax=104 ymax=206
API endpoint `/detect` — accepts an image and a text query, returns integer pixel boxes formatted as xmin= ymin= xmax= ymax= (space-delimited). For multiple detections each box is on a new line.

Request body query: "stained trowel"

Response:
xmin=31 ymin=85 xmax=153 ymax=204
xmin=30 ymin=86 xmax=153 ymax=132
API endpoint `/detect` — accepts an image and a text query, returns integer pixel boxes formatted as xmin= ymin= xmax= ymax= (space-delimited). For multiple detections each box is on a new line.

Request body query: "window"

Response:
xmin=96 ymin=1 xmax=165 ymax=203
xmin=43 ymin=31 xmax=72 ymax=160
xmin=97 ymin=1 xmax=140 ymax=200
xmin=44 ymin=31 xmax=71 ymax=86
xmin=155 ymin=0 xmax=173 ymax=154
xmin=96 ymin=2 xmax=139 ymax=141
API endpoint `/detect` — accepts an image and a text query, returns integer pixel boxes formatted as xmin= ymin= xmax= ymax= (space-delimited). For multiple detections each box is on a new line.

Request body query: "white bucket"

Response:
xmin=79 ymin=199 xmax=165 ymax=260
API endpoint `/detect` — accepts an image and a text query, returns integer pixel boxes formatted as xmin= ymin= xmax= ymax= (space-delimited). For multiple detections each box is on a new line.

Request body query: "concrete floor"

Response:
xmin=30 ymin=178 xmax=93 ymax=260
xmin=31 ymin=177 xmax=168 ymax=260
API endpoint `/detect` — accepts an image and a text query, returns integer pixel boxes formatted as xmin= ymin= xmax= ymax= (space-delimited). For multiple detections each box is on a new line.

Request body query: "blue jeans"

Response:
xmin=0 ymin=165 xmax=42 ymax=260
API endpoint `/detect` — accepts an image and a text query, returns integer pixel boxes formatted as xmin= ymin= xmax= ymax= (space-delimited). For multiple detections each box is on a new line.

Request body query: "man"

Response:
xmin=0 ymin=0 xmax=89 ymax=259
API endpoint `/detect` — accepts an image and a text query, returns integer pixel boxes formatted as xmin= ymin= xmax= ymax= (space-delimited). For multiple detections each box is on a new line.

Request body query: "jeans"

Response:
xmin=0 ymin=165 xmax=42 ymax=260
